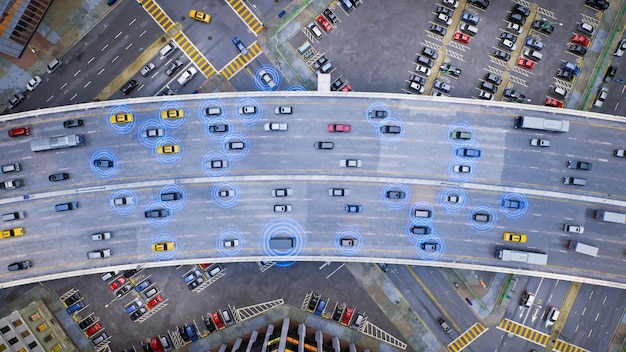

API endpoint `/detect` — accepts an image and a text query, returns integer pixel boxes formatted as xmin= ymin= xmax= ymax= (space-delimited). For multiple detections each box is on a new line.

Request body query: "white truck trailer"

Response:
xmin=495 ymin=248 xmax=548 ymax=265
xmin=568 ymin=241 xmax=598 ymax=257
xmin=514 ymin=116 xmax=570 ymax=132
xmin=595 ymin=210 xmax=626 ymax=224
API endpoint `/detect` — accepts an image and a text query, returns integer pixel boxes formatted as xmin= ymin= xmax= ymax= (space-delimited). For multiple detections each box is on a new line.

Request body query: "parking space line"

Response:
xmin=172 ymin=32 xmax=217 ymax=78
xmin=537 ymin=7 xmax=557 ymax=20
xmin=219 ymin=42 xmax=262 ymax=80
xmin=426 ymin=31 xmax=444 ymax=43
xmin=447 ymin=41 xmax=468 ymax=52
xmin=445 ymin=49 xmax=464 ymax=62
xmin=580 ymin=14 xmax=600 ymax=27
xmin=225 ymin=0 xmax=264 ymax=35
xmin=509 ymin=75 xmax=528 ymax=88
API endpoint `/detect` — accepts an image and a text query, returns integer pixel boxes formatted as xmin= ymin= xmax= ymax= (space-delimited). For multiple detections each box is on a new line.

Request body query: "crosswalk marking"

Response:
xmin=497 ymin=319 xmax=590 ymax=352
xmin=172 ymin=32 xmax=217 ymax=77
xmin=137 ymin=0 xmax=175 ymax=33
xmin=447 ymin=322 xmax=488 ymax=352
xmin=219 ymin=42 xmax=262 ymax=80
xmin=225 ymin=0 xmax=264 ymax=35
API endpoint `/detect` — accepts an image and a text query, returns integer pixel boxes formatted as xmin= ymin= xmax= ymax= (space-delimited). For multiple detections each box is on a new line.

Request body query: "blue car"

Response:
xmin=185 ymin=324 xmax=198 ymax=341
xmin=561 ymin=61 xmax=581 ymax=75
xmin=314 ymin=299 xmax=326 ymax=316
xmin=66 ymin=301 xmax=84 ymax=314
xmin=232 ymin=37 xmax=248 ymax=55
xmin=461 ymin=12 xmax=479 ymax=25
xmin=525 ymin=38 xmax=544 ymax=51
xmin=135 ymin=279 xmax=152 ymax=292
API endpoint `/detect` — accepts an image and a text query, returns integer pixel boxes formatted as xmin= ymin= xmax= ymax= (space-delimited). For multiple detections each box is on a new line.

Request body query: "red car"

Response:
xmin=85 ymin=322 xmax=102 ymax=337
xmin=340 ymin=83 xmax=353 ymax=92
xmin=341 ymin=307 xmax=354 ymax=325
xmin=453 ymin=32 xmax=471 ymax=44
xmin=147 ymin=294 xmax=163 ymax=309
xmin=517 ymin=58 xmax=536 ymax=69
xmin=212 ymin=311 xmax=225 ymax=329
xmin=328 ymin=124 xmax=351 ymax=133
xmin=8 ymin=127 xmax=29 ymax=138
xmin=545 ymin=98 xmax=564 ymax=108
xmin=149 ymin=337 xmax=164 ymax=352
xmin=316 ymin=15 xmax=332 ymax=32
xmin=108 ymin=277 xmax=125 ymax=291
xmin=572 ymin=34 xmax=590 ymax=47
xmin=198 ymin=263 xmax=212 ymax=270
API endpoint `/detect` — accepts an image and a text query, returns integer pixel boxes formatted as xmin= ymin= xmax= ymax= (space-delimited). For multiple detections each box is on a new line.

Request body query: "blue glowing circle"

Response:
xmin=109 ymin=189 xmax=138 ymax=215
xmin=198 ymin=99 xmax=226 ymax=124
xmin=468 ymin=203 xmax=497 ymax=232
xmin=90 ymin=150 xmax=118 ymax=178
xmin=260 ymin=218 xmax=305 ymax=257
xmin=137 ymin=120 xmax=166 ymax=147
xmin=382 ymin=183 xmax=410 ymax=209
xmin=365 ymin=102 xmax=390 ymax=126
xmin=234 ymin=98 xmax=262 ymax=126
xmin=201 ymin=151 xmax=231 ymax=177
xmin=216 ymin=229 xmax=244 ymax=256
xmin=334 ymin=228 xmax=363 ymax=256
xmin=107 ymin=105 xmax=135 ymax=133
xmin=153 ymin=136 xmax=183 ymax=164
xmin=254 ymin=65 xmax=281 ymax=91
xmin=159 ymin=102 xmax=186 ymax=129
xmin=287 ymin=85 xmax=306 ymax=91
xmin=439 ymin=187 xmax=467 ymax=213
xmin=211 ymin=182 xmax=240 ymax=208
xmin=158 ymin=184 xmax=186 ymax=211
xmin=416 ymin=234 xmax=445 ymax=261
xmin=500 ymin=192 xmax=528 ymax=219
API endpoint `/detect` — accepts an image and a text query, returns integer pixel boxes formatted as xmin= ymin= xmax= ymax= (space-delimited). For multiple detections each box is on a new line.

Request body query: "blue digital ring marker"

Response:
xmin=254 ymin=65 xmax=281 ymax=91
xmin=144 ymin=200 xmax=172 ymax=227
xmin=211 ymin=182 xmax=240 ymax=209
xmin=260 ymin=218 xmax=305 ymax=258
xmin=334 ymin=228 xmax=363 ymax=256
xmin=439 ymin=187 xmax=467 ymax=213
xmin=159 ymin=102 xmax=186 ymax=129
xmin=452 ymin=142 xmax=482 ymax=164
xmin=406 ymin=221 xmax=438 ymax=244
xmin=137 ymin=120 xmax=166 ymax=147
xmin=447 ymin=121 xmax=474 ymax=145
xmin=204 ymin=118 xmax=232 ymax=142
xmin=109 ymin=189 xmax=138 ymax=216
xmin=107 ymin=105 xmax=135 ymax=133
xmin=198 ymin=99 xmax=226 ymax=124
xmin=375 ymin=116 xmax=404 ymax=144
xmin=234 ymin=98 xmax=262 ymax=126
xmin=416 ymin=234 xmax=445 ymax=260
xmin=90 ymin=150 xmax=118 ymax=178
xmin=468 ymin=203 xmax=497 ymax=232
xmin=158 ymin=184 xmax=185 ymax=212
xmin=201 ymin=151 xmax=231 ymax=177
xmin=382 ymin=183 xmax=410 ymax=209
xmin=409 ymin=201 xmax=435 ymax=224
xmin=221 ymin=132 xmax=250 ymax=161
xmin=153 ymin=136 xmax=183 ymax=164
xmin=216 ymin=229 xmax=244 ymax=256
xmin=150 ymin=231 xmax=178 ymax=261
xmin=449 ymin=157 xmax=476 ymax=181
xmin=287 ymin=85 xmax=306 ymax=91
xmin=365 ymin=102 xmax=390 ymax=126
xmin=500 ymin=192 xmax=528 ymax=219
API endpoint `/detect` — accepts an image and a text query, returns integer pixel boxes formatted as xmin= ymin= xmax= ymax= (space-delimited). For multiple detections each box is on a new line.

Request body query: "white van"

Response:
xmin=523 ymin=48 xmax=543 ymax=61
xmin=1 ymin=163 xmax=20 ymax=173
xmin=546 ymin=307 xmax=559 ymax=326
xmin=160 ymin=41 xmax=177 ymax=57
xmin=460 ymin=23 xmax=478 ymax=36
xmin=522 ymin=291 xmax=535 ymax=307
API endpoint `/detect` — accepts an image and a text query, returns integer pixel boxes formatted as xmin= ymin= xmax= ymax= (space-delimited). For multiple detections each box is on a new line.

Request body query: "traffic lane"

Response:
xmin=562 ymin=284 xmax=626 ymax=350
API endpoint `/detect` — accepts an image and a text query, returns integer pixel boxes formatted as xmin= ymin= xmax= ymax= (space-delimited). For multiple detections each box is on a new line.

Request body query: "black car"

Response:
xmin=380 ymin=125 xmax=401 ymax=134
xmin=323 ymin=8 xmax=338 ymax=23
xmin=480 ymin=81 xmax=497 ymax=93
xmin=532 ymin=20 xmax=554 ymax=35
xmin=160 ymin=192 xmax=182 ymax=201
xmin=187 ymin=277 xmax=204 ymax=290
xmin=123 ymin=269 xmax=139 ymax=278
xmin=94 ymin=159 xmax=114 ymax=168
xmin=468 ymin=0 xmax=489 ymax=9
xmin=435 ymin=5 xmax=454 ymax=17
xmin=494 ymin=50 xmax=511 ymax=61
xmin=208 ymin=124 xmax=228 ymax=133
xmin=49 ymin=173 xmax=69 ymax=182
xmin=512 ymin=4 xmax=530 ymax=17
xmin=79 ymin=316 xmax=95 ymax=330
xmin=568 ymin=44 xmax=587 ymax=56
xmin=120 ymin=79 xmax=138 ymax=95
xmin=586 ymin=0 xmax=609 ymax=10
xmin=429 ymin=24 xmax=447 ymax=36
xmin=386 ymin=190 xmax=406 ymax=199
xmin=8 ymin=260 xmax=31 ymax=271
xmin=130 ymin=307 xmax=147 ymax=321
xmin=203 ymin=316 xmax=217 ymax=332
xmin=308 ymin=293 xmax=321 ymax=311
xmin=500 ymin=32 xmax=517 ymax=43
xmin=63 ymin=119 xmax=84 ymax=128
xmin=604 ymin=66 xmax=617 ymax=83
xmin=503 ymin=89 xmax=526 ymax=99
xmin=145 ymin=209 xmax=169 ymax=218
xmin=64 ymin=292 xmax=82 ymax=306
xmin=440 ymin=63 xmax=461 ymax=77
xmin=331 ymin=77 xmax=346 ymax=91
xmin=116 ymin=284 xmax=132 ymax=297
xmin=508 ymin=13 xmax=526 ymax=25
xmin=556 ymin=69 xmax=575 ymax=82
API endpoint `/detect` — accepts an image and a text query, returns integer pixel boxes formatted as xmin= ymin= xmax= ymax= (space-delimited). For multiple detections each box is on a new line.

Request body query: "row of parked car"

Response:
xmin=306 ymin=292 xmax=366 ymax=329
xmin=63 ymin=290 xmax=111 ymax=346
xmin=103 ymin=269 xmax=165 ymax=322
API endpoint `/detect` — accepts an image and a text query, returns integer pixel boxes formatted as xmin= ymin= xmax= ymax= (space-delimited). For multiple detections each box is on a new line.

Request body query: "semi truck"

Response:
xmin=31 ymin=134 xmax=85 ymax=152
xmin=595 ymin=210 xmax=626 ymax=224
xmin=495 ymin=248 xmax=548 ymax=265
xmin=567 ymin=241 xmax=598 ymax=257
xmin=269 ymin=237 xmax=295 ymax=249
xmin=514 ymin=116 xmax=570 ymax=132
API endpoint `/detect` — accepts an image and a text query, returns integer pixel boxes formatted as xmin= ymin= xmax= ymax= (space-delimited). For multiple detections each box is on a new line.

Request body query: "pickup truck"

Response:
xmin=264 ymin=123 xmax=288 ymax=131
xmin=91 ymin=232 xmax=112 ymax=241
xmin=0 ymin=179 xmax=23 ymax=189
xmin=530 ymin=138 xmax=550 ymax=147
xmin=113 ymin=196 xmax=134 ymax=206
xmin=177 ymin=67 xmax=197 ymax=86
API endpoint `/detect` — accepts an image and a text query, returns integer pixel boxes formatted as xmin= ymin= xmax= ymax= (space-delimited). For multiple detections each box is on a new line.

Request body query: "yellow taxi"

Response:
xmin=109 ymin=113 xmax=134 ymax=124
xmin=503 ymin=232 xmax=527 ymax=243
xmin=157 ymin=144 xmax=180 ymax=155
xmin=161 ymin=109 xmax=184 ymax=119
xmin=152 ymin=241 xmax=175 ymax=252
xmin=1 ymin=227 xmax=24 ymax=238
xmin=189 ymin=10 xmax=211 ymax=23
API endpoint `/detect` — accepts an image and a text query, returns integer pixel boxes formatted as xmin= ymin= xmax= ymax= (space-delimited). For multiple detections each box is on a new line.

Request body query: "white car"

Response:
xmin=415 ymin=65 xmax=431 ymax=77
xmin=593 ymin=86 xmax=608 ymax=108
xmin=564 ymin=224 xmax=584 ymax=234
xmin=141 ymin=128 xmax=164 ymax=138
xmin=264 ymin=123 xmax=288 ymax=131
xmin=177 ymin=67 xmax=198 ymax=86
xmin=274 ymin=204 xmax=292 ymax=212
xmin=274 ymin=106 xmax=292 ymax=114
xmin=218 ymin=189 xmax=233 ymax=197
xmin=239 ymin=106 xmax=256 ymax=114
xmin=223 ymin=239 xmax=239 ymax=247
xmin=436 ymin=13 xmax=452 ymax=26
xmin=530 ymin=139 xmax=550 ymax=147
xmin=259 ymin=69 xmax=276 ymax=89
xmin=341 ymin=159 xmax=362 ymax=168
xmin=453 ymin=165 xmax=470 ymax=173
xmin=507 ymin=22 xmax=522 ymax=34
xmin=26 ymin=76 xmax=42 ymax=91
xmin=614 ymin=39 xmax=626 ymax=57
xmin=442 ymin=0 xmax=459 ymax=8
xmin=113 ymin=196 xmax=134 ymax=206
xmin=478 ymin=91 xmax=493 ymax=100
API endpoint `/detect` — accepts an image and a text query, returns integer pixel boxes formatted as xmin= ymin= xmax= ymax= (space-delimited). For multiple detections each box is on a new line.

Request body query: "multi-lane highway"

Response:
xmin=1 ymin=92 xmax=625 ymax=289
